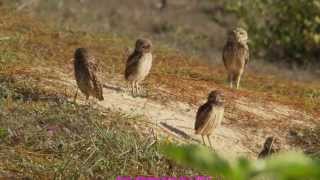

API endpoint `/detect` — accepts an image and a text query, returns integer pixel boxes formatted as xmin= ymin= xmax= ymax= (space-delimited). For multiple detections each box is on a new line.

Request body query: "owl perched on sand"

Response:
xmin=195 ymin=90 xmax=225 ymax=148
xmin=223 ymin=27 xmax=249 ymax=89
xmin=125 ymin=38 xmax=153 ymax=96
xmin=258 ymin=137 xmax=277 ymax=159
xmin=74 ymin=48 xmax=104 ymax=101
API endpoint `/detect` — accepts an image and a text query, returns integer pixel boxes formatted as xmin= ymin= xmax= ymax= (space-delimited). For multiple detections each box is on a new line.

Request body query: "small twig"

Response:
xmin=118 ymin=149 xmax=131 ymax=158
xmin=0 ymin=37 xmax=10 ymax=41
xmin=146 ymin=140 xmax=157 ymax=150
xmin=83 ymin=149 xmax=97 ymax=165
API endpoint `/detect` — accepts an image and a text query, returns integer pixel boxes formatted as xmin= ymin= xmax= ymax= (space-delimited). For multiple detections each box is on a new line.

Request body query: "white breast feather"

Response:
xmin=137 ymin=53 xmax=152 ymax=81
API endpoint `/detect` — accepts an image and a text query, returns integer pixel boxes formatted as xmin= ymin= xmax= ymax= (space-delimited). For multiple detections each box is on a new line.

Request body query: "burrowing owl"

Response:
xmin=195 ymin=90 xmax=225 ymax=148
xmin=157 ymin=0 xmax=167 ymax=10
xmin=74 ymin=48 xmax=104 ymax=102
xmin=223 ymin=27 xmax=249 ymax=89
xmin=258 ymin=137 xmax=277 ymax=159
xmin=125 ymin=38 xmax=153 ymax=96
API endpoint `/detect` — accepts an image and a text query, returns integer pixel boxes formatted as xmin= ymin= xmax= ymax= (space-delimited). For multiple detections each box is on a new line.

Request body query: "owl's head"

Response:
xmin=228 ymin=27 xmax=248 ymax=44
xmin=207 ymin=90 xmax=224 ymax=104
xmin=135 ymin=38 xmax=152 ymax=53
xmin=74 ymin=48 xmax=89 ymax=61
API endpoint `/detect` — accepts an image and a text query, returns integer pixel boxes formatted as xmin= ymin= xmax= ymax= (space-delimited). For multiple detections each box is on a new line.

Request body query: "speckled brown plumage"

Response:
xmin=258 ymin=137 xmax=277 ymax=159
xmin=223 ymin=27 xmax=249 ymax=89
xmin=125 ymin=38 xmax=153 ymax=96
xmin=195 ymin=90 xmax=224 ymax=148
xmin=74 ymin=48 xmax=104 ymax=101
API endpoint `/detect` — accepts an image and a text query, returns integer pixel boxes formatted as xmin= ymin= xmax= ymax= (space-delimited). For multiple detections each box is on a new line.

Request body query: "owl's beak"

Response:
xmin=221 ymin=96 xmax=226 ymax=103
xmin=218 ymin=94 xmax=225 ymax=103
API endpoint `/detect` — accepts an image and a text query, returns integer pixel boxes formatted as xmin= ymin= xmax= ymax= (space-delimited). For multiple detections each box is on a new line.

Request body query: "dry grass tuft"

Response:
xmin=0 ymin=65 xmax=195 ymax=179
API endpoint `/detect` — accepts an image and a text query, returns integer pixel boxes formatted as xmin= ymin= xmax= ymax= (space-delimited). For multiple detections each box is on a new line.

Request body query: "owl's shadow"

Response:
xmin=160 ymin=122 xmax=200 ymax=143
xmin=103 ymin=83 xmax=149 ymax=98
xmin=103 ymin=83 xmax=199 ymax=143
xmin=103 ymin=84 xmax=125 ymax=92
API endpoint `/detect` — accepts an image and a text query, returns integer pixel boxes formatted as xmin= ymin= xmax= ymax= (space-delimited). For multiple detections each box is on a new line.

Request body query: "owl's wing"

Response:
xmin=195 ymin=103 xmax=225 ymax=131
xmin=244 ymin=44 xmax=249 ymax=65
xmin=125 ymin=52 xmax=142 ymax=79
xmin=258 ymin=148 xmax=276 ymax=159
xmin=88 ymin=57 xmax=98 ymax=79
xmin=124 ymin=47 xmax=133 ymax=59
xmin=258 ymin=149 xmax=268 ymax=159
xmin=222 ymin=43 xmax=231 ymax=67
xmin=195 ymin=103 xmax=213 ymax=131
xmin=88 ymin=56 xmax=104 ymax=100
xmin=88 ymin=55 xmax=100 ymax=72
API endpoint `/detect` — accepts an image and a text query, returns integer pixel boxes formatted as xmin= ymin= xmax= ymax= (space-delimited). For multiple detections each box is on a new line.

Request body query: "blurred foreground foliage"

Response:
xmin=162 ymin=143 xmax=320 ymax=180
xmin=224 ymin=0 xmax=320 ymax=66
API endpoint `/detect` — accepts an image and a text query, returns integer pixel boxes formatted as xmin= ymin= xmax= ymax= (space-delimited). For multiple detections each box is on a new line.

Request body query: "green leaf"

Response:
xmin=161 ymin=143 xmax=231 ymax=177
xmin=161 ymin=143 xmax=320 ymax=180
xmin=264 ymin=152 xmax=320 ymax=179
xmin=0 ymin=128 xmax=8 ymax=139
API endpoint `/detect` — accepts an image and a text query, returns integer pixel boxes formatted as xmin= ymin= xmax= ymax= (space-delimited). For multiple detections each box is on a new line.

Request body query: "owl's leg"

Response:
xmin=228 ymin=73 xmax=233 ymax=88
xmin=235 ymin=73 xmax=242 ymax=89
xmin=231 ymin=72 xmax=239 ymax=89
xmin=126 ymin=82 xmax=130 ymax=93
xmin=134 ymin=81 xmax=140 ymax=96
xmin=207 ymin=135 xmax=213 ymax=149
xmin=131 ymin=81 xmax=135 ymax=96
xmin=136 ymin=82 xmax=142 ymax=95
xmin=201 ymin=135 xmax=206 ymax=146
xmin=85 ymin=94 xmax=90 ymax=105
xmin=134 ymin=81 xmax=138 ymax=96
xmin=73 ymin=87 xmax=78 ymax=103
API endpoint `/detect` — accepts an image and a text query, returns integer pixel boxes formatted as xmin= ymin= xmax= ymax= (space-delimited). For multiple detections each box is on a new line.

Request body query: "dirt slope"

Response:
xmin=0 ymin=7 xmax=318 ymax=162
xmin=54 ymin=70 xmax=318 ymax=160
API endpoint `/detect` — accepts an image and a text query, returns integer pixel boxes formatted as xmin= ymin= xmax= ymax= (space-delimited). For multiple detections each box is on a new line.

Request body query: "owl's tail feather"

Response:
xmin=95 ymin=82 xmax=104 ymax=101
xmin=91 ymin=75 xmax=104 ymax=101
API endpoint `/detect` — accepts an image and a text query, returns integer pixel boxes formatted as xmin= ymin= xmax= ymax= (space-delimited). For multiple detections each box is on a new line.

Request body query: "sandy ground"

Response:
xmin=99 ymin=82 xmax=252 ymax=159
xmin=52 ymin=70 xmax=317 ymax=160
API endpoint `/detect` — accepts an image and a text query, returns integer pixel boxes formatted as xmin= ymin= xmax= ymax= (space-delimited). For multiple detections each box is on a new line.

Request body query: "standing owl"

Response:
xmin=258 ymin=137 xmax=277 ymax=159
xmin=223 ymin=27 xmax=249 ymax=89
xmin=125 ymin=38 xmax=153 ymax=96
xmin=74 ymin=48 xmax=104 ymax=102
xmin=195 ymin=90 xmax=225 ymax=148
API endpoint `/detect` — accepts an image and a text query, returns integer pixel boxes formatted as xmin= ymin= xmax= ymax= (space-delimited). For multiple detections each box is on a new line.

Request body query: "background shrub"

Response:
xmin=224 ymin=0 xmax=320 ymax=66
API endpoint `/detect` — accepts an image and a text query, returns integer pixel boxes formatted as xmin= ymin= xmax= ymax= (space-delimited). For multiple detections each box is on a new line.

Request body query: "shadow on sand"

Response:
xmin=160 ymin=122 xmax=200 ymax=143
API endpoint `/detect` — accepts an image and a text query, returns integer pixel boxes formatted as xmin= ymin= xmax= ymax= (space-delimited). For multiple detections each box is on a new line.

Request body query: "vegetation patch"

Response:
xmin=0 ymin=75 xmax=195 ymax=178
